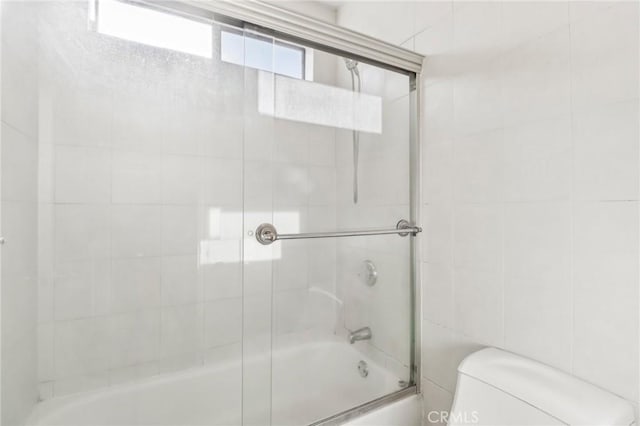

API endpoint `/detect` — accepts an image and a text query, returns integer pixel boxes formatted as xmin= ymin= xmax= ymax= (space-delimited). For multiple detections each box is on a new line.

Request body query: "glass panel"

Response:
xmin=2 ymin=2 xmax=414 ymax=425
xmin=7 ymin=2 xmax=246 ymax=424
xmin=242 ymin=37 xmax=413 ymax=424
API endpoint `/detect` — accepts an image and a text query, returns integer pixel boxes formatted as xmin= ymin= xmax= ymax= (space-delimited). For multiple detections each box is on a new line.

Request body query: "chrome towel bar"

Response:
xmin=255 ymin=219 xmax=422 ymax=245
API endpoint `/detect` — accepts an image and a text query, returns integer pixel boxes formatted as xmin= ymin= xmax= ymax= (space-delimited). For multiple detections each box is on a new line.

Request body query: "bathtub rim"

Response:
xmin=310 ymin=385 xmax=418 ymax=426
xmin=27 ymin=336 xmax=406 ymax=426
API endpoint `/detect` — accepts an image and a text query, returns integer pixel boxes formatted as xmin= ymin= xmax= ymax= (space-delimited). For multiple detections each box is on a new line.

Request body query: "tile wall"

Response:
xmin=337 ymin=1 xmax=639 ymax=423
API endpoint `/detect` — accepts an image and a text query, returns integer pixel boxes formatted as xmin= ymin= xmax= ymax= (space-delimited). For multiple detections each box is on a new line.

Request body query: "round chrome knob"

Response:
xmin=255 ymin=223 xmax=278 ymax=245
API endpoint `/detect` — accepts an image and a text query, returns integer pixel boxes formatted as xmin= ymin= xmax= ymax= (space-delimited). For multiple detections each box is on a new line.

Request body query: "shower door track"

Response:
xmin=127 ymin=0 xmax=424 ymax=424
xmin=309 ymin=386 xmax=417 ymax=426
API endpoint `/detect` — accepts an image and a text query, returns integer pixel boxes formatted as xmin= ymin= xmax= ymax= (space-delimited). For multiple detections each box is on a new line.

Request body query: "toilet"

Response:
xmin=449 ymin=348 xmax=635 ymax=425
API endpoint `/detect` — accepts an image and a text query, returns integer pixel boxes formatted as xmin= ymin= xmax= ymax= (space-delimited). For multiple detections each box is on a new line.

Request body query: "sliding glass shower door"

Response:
xmin=239 ymin=25 xmax=416 ymax=424
xmin=1 ymin=1 xmax=418 ymax=424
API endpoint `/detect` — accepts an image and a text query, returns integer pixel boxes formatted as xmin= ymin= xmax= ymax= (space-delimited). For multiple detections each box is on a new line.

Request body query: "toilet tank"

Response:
xmin=449 ymin=348 xmax=635 ymax=426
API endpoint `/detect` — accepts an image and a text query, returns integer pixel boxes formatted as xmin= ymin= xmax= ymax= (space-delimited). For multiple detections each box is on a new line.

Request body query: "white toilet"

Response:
xmin=449 ymin=348 xmax=635 ymax=426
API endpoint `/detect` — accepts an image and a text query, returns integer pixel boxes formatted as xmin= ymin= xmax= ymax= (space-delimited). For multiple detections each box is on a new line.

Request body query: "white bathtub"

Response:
xmin=27 ymin=338 xmax=410 ymax=426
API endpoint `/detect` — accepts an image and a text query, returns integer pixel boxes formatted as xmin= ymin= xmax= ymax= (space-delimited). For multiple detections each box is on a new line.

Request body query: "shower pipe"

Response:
xmin=344 ymin=58 xmax=361 ymax=204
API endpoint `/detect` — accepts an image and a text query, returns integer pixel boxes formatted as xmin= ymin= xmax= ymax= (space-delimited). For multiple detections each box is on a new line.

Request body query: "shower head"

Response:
xmin=343 ymin=58 xmax=360 ymax=76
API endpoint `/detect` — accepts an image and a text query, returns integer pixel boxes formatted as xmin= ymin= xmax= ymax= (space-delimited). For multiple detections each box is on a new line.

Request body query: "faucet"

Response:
xmin=348 ymin=327 xmax=372 ymax=344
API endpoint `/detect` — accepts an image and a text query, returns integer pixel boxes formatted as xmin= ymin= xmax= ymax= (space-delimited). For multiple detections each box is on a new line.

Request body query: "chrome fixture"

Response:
xmin=255 ymin=219 xmax=421 ymax=245
xmin=360 ymin=260 xmax=377 ymax=287
xmin=0 ymin=237 xmax=5 ymax=245
xmin=348 ymin=327 xmax=372 ymax=344
xmin=343 ymin=57 xmax=361 ymax=204
xmin=357 ymin=360 xmax=369 ymax=378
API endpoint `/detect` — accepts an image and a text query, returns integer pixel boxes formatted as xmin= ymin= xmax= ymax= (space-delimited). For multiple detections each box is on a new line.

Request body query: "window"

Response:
xmin=220 ymin=30 xmax=308 ymax=80
xmin=89 ymin=0 xmax=309 ymax=79
xmin=92 ymin=0 xmax=213 ymax=58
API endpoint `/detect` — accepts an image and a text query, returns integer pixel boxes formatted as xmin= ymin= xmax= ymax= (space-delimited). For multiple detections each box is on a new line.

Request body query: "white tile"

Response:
xmin=273 ymin=290 xmax=309 ymax=335
xmin=337 ymin=1 xmax=416 ymax=46
xmin=243 ymin=115 xmax=274 ymax=162
xmin=274 ymin=121 xmax=309 ymax=164
xmin=1 ymin=123 xmax=37 ymax=202
xmin=274 ymin=243 xmax=308 ymax=291
xmin=161 ymin=304 xmax=202 ymax=357
xmin=2 ymin=43 xmax=38 ymax=139
xmin=501 ymin=28 xmax=571 ymax=126
xmin=201 ymin=262 xmax=242 ymax=301
xmin=161 ymin=255 xmax=200 ymax=306
xmin=53 ymin=373 xmax=109 ymax=397
xmin=111 ymin=150 xmax=163 ymax=204
xmin=421 ymin=321 xmax=483 ymax=393
xmin=109 ymin=362 xmax=159 ymax=386
xmin=54 ymin=260 xmax=110 ymax=320
xmin=51 ymin=88 xmax=112 ymax=147
xmin=38 ymin=382 xmax=54 ymax=401
xmin=422 ymin=81 xmax=454 ymax=142
xmin=570 ymin=3 xmax=639 ymax=110
xmin=54 ymin=204 xmax=110 ymax=262
xmin=54 ymin=318 xmax=111 ymax=378
xmin=307 ymin=167 xmax=336 ymax=206
xmin=416 ymin=16 xmax=454 ymax=86
xmin=307 ymin=127 xmax=336 ymax=167
xmin=414 ymin=1 xmax=452 ymax=34
xmin=453 ymin=129 xmax=504 ymax=203
xmin=109 ymin=310 xmax=160 ymax=367
xmin=573 ymin=100 xmax=639 ymax=201
xmin=423 ymin=138 xmax=453 ymax=204
xmin=157 ymin=352 xmax=201 ymax=375
xmin=243 ymin=295 xmax=272 ymax=339
xmin=574 ymin=201 xmax=639 ymax=255
xmin=453 ymin=58 xmax=503 ymax=136
xmin=274 ymin=165 xmax=309 ymax=206
xmin=453 ymin=203 xmax=503 ymax=271
xmin=369 ymin=254 xmax=411 ymax=363
xmin=573 ymin=201 xmax=639 ymax=400
xmin=203 ymin=343 xmax=241 ymax=366
xmin=501 ymin=2 xmax=569 ymax=52
xmin=203 ymin=298 xmax=242 ymax=348
xmin=201 ymin=158 xmax=243 ymax=206
xmin=243 ymin=160 xmax=274 ymax=209
xmin=204 ymin=114 xmax=243 ymax=159
xmin=504 ymin=203 xmax=572 ymax=371
xmin=452 ymin=2 xmax=503 ymax=58
xmin=423 ymin=379 xmax=454 ymax=426
xmin=111 ymin=205 xmax=162 ymax=258
xmin=422 ymin=204 xmax=453 ymax=265
xmin=38 ymin=323 xmax=55 ymax=382
xmin=112 ymin=98 xmax=168 ymax=153
xmin=161 ymin=155 xmax=201 ymax=205
xmin=422 ymin=262 xmax=453 ymax=327
xmin=454 ymin=266 xmax=503 ymax=347
xmin=503 ymin=117 xmax=572 ymax=202
xmin=111 ymin=258 xmax=161 ymax=313
xmin=306 ymin=238 xmax=337 ymax=288
xmin=161 ymin=205 xmax=198 ymax=256
xmin=569 ymin=1 xmax=617 ymax=24
xmin=54 ymin=145 xmax=111 ymax=203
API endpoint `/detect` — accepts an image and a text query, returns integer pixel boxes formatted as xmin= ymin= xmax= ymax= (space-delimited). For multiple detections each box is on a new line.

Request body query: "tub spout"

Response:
xmin=348 ymin=327 xmax=372 ymax=344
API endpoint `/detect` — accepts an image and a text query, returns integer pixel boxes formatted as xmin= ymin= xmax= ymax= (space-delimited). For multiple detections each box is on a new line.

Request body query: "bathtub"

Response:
xmin=27 ymin=337 xmax=413 ymax=426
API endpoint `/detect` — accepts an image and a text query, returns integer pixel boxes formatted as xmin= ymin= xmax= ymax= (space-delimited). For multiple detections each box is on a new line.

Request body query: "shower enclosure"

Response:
xmin=0 ymin=1 xmax=423 ymax=425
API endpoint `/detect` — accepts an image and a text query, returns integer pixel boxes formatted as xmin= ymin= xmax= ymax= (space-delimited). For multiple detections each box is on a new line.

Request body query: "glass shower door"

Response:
xmin=241 ymin=29 xmax=415 ymax=424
